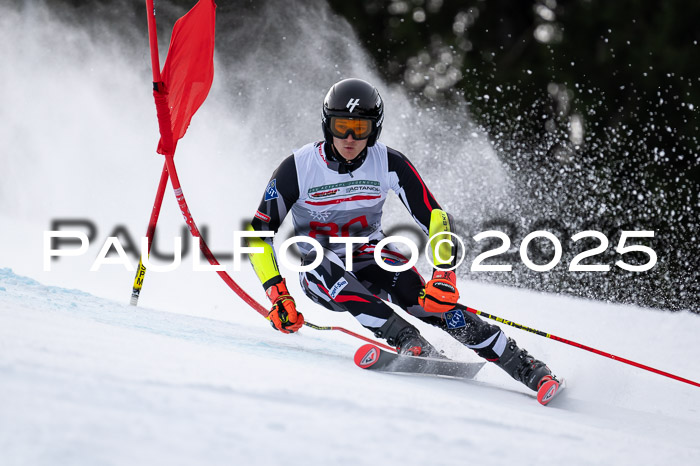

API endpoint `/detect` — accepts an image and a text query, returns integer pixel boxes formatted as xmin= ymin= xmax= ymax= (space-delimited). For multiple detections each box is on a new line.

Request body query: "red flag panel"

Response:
xmin=157 ymin=0 xmax=216 ymax=155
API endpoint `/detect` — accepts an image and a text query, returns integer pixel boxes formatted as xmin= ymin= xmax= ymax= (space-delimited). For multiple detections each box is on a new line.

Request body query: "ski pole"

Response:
xmin=455 ymin=303 xmax=700 ymax=388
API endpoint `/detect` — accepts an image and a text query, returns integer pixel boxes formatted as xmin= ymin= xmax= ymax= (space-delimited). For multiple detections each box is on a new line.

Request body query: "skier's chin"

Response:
xmin=341 ymin=149 xmax=359 ymax=160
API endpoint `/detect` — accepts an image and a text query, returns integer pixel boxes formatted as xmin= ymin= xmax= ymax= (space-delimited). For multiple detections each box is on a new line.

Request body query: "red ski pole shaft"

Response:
xmin=455 ymin=303 xmax=700 ymax=388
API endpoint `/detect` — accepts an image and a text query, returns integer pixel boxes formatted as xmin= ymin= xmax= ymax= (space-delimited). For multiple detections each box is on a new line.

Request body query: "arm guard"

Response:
xmin=245 ymin=224 xmax=283 ymax=289
xmin=428 ymin=209 xmax=458 ymax=269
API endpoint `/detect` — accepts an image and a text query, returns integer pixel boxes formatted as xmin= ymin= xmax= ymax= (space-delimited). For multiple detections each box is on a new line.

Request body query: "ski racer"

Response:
xmin=246 ymin=78 xmax=558 ymax=393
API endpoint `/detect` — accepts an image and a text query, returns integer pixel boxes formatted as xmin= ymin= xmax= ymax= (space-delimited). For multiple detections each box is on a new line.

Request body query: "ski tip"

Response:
xmin=354 ymin=344 xmax=381 ymax=369
xmin=537 ymin=377 xmax=564 ymax=406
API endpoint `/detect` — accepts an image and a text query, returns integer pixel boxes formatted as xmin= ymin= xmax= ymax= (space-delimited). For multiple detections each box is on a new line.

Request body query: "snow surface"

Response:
xmin=1 ymin=1 xmax=699 ymax=465
xmin=1 ymin=267 xmax=699 ymax=466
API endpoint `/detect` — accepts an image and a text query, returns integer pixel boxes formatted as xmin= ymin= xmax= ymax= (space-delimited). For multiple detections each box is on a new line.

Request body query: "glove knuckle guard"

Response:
xmin=432 ymin=281 xmax=456 ymax=295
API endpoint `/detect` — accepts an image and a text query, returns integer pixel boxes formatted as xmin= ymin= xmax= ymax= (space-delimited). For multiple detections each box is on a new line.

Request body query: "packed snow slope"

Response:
xmin=1 ymin=267 xmax=699 ymax=466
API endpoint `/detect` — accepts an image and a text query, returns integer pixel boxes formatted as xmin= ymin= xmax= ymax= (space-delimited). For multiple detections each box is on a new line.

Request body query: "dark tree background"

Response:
xmin=328 ymin=0 xmax=699 ymax=312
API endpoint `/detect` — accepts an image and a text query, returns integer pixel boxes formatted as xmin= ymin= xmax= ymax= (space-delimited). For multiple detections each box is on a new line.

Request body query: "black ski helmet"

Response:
xmin=322 ymin=78 xmax=384 ymax=147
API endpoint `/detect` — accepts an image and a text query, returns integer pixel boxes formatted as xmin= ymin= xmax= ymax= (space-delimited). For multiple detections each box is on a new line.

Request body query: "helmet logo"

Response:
xmin=346 ymin=98 xmax=360 ymax=112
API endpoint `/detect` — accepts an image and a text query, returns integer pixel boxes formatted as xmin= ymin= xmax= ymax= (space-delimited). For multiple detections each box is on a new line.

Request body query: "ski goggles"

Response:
xmin=328 ymin=117 xmax=373 ymax=140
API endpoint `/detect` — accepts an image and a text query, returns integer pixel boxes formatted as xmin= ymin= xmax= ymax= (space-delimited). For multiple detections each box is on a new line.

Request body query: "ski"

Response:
xmin=354 ymin=344 xmax=484 ymax=379
xmin=355 ymin=344 xmax=566 ymax=406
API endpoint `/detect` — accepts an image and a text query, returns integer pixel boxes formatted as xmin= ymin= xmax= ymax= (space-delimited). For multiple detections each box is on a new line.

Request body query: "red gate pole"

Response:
xmin=130 ymin=0 xmax=173 ymax=306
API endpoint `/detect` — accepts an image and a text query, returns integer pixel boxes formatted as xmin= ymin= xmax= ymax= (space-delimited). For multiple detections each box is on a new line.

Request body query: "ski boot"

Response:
xmin=374 ymin=314 xmax=442 ymax=358
xmin=495 ymin=338 xmax=555 ymax=391
xmin=394 ymin=326 xmax=441 ymax=357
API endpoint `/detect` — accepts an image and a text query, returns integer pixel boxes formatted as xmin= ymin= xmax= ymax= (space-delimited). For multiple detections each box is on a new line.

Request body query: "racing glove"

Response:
xmin=418 ymin=270 xmax=459 ymax=313
xmin=265 ymin=278 xmax=304 ymax=334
